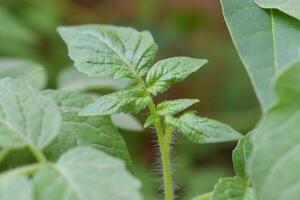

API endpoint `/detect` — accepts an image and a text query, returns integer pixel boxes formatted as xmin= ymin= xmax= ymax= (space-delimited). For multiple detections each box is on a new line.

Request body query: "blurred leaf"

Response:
xmin=0 ymin=58 xmax=47 ymax=90
xmin=112 ymin=113 xmax=143 ymax=132
xmin=256 ymin=0 xmax=300 ymax=20
xmin=58 ymin=67 xmax=132 ymax=91
xmin=146 ymin=57 xmax=207 ymax=95
xmin=34 ymin=147 xmax=142 ymax=200
xmin=251 ymin=60 xmax=300 ymax=200
xmin=0 ymin=78 xmax=61 ymax=149
xmin=211 ymin=177 xmax=254 ymax=200
xmin=42 ymin=90 xmax=132 ymax=167
xmin=232 ymin=133 xmax=253 ymax=178
xmin=221 ymin=0 xmax=300 ymax=112
xmin=0 ymin=175 xmax=32 ymax=200
xmin=58 ymin=25 xmax=158 ymax=79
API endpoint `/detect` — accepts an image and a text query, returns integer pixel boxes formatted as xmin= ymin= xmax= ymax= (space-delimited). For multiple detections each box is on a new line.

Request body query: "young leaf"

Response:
xmin=232 ymin=133 xmax=253 ymax=178
xmin=111 ymin=113 xmax=143 ymax=132
xmin=42 ymin=90 xmax=132 ymax=166
xmin=256 ymin=0 xmax=300 ymax=20
xmin=58 ymin=25 xmax=158 ymax=79
xmin=144 ymin=114 xmax=159 ymax=128
xmin=0 ymin=58 xmax=47 ymax=90
xmin=251 ymin=60 xmax=300 ymax=200
xmin=0 ymin=78 xmax=61 ymax=149
xmin=166 ymin=112 xmax=241 ymax=144
xmin=221 ymin=0 xmax=300 ymax=112
xmin=34 ymin=147 xmax=142 ymax=200
xmin=0 ymin=175 xmax=32 ymax=200
xmin=146 ymin=57 xmax=207 ymax=95
xmin=211 ymin=177 xmax=254 ymax=200
xmin=79 ymin=88 xmax=150 ymax=116
xmin=58 ymin=67 xmax=132 ymax=91
xmin=156 ymin=99 xmax=199 ymax=116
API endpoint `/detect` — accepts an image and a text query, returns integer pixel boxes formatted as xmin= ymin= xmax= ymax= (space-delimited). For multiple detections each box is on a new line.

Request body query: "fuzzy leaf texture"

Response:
xmin=232 ymin=133 xmax=253 ymax=178
xmin=256 ymin=0 xmax=300 ymax=20
xmin=156 ymin=99 xmax=199 ymax=116
xmin=166 ymin=112 xmax=242 ymax=144
xmin=58 ymin=67 xmax=132 ymax=91
xmin=0 ymin=58 xmax=47 ymax=90
xmin=34 ymin=147 xmax=142 ymax=200
xmin=250 ymin=60 xmax=300 ymax=200
xmin=146 ymin=57 xmax=207 ymax=95
xmin=42 ymin=90 xmax=132 ymax=166
xmin=0 ymin=78 xmax=61 ymax=149
xmin=211 ymin=177 xmax=254 ymax=200
xmin=221 ymin=0 xmax=300 ymax=112
xmin=0 ymin=175 xmax=32 ymax=200
xmin=80 ymin=88 xmax=150 ymax=116
xmin=58 ymin=25 xmax=158 ymax=79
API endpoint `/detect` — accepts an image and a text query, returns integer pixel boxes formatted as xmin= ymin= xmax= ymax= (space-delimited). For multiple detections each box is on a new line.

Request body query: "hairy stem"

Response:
xmin=0 ymin=163 xmax=43 ymax=179
xmin=28 ymin=144 xmax=47 ymax=163
xmin=137 ymin=75 xmax=174 ymax=200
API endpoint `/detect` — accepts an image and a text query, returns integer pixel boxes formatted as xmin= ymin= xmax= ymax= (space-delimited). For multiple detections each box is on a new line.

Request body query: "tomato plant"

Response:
xmin=0 ymin=0 xmax=299 ymax=200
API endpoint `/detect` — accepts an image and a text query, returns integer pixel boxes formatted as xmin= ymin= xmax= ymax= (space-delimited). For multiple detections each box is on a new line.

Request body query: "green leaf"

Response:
xmin=58 ymin=25 xmax=158 ymax=79
xmin=0 ymin=175 xmax=32 ymax=200
xmin=111 ymin=113 xmax=143 ymax=132
xmin=156 ymin=99 xmax=199 ymax=116
xmin=211 ymin=177 xmax=254 ymax=200
xmin=251 ymin=60 xmax=300 ymax=200
xmin=144 ymin=114 xmax=159 ymax=128
xmin=42 ymin=90 xmax=132 ymax=166
xmin=0 ymin=58 xmax=47 ymax=90
xmin=58 ymin=67 xmax=132 ymax=91
xmin=34 ymin=147 xmax=142 ymax=200
xmin=79 ymin=88 xmax=150 ymax=116
xmin=256 ymin=0 xmax=300 ymax=20
xmin=146 ymin=57 xmax=207 ymax=95
xmin=166 ymin=112 xmax=241 ymax=144
xmin=0 ymin=78 xmax=61 ymax=149
xmin=232 ymin=133 xmax=253 ymax=178
xmin=221 ymin=0 xmax=300 ymax=112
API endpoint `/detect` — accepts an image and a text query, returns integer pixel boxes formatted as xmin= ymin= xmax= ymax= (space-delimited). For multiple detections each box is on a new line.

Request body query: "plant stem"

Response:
xmin=0 ymin=163 xmax=43 ymax=179
xmin=148 ymin=100 xmax=174 ymax=200
xmin=136 ymin=76 xmax=174 ymax=200
xmin=28 ymin=144 xmax=47 ymax=163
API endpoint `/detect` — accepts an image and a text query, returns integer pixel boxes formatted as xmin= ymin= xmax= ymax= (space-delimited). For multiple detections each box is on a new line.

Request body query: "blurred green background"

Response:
xmin=0 ymin=0 xmax=260 ymax=199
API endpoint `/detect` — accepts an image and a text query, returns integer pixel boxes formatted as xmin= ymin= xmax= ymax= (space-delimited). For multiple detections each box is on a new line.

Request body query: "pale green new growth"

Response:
xmin=42 ymin=90 xmax=132 ymax=166
xmin=232 ymin=133 xmax=252 ymax=178
xmin=251 ymin=60 xmax=300 ymax=200
xmin=256 ymin=0 xmax=300 ymax=20
xmin=0 ymin=175 xmax=32 ymax=200
xmin=221 ymin=0 xmax=300 ymax=112
xmin=211 ymin=177 xmax=254 ymax=200
xmin=111 ymin=113 xmax=144 ymax=132
xmin=0 ymin=58 xmax=47 ymax=90
xmin=58 ymin=25 xmax=158 ymax=79
xmin=166 ymin=112 xmax=242 ymax=144
xmin=79 ymin=88 xmax=150 ymax=116
xmin=0 ymin=78 xmax=61 ymax=150
xmin=156 ymin=99 xmax=199 ymax=116
xmin=34 ymin=147 xmax=142 ymax=200
xmin=146 ymin=57 xmax=207 ymax=95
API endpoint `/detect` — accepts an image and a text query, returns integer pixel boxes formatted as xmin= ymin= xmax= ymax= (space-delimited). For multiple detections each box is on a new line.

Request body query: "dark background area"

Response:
xmin=0 ymin=0 xmax=260 ymax=199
